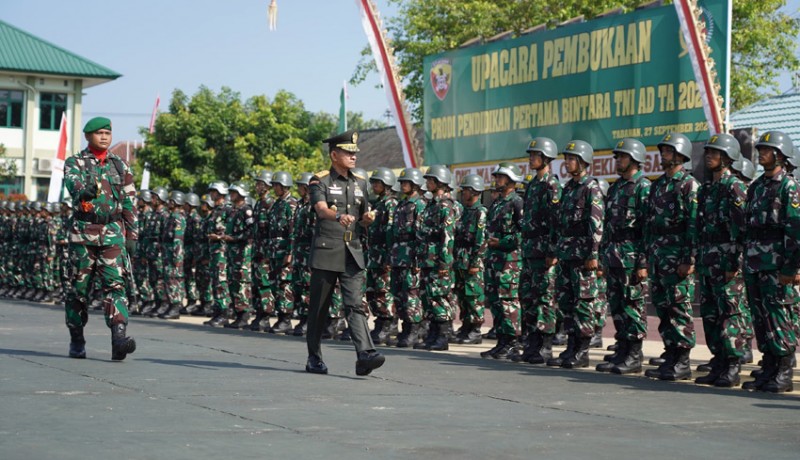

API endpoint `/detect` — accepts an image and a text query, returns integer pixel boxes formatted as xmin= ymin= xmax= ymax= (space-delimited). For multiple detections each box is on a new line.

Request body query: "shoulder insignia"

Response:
xmin=353 ymin=172 xmax=366 ymax=180
xmin=315 ymin=170 xmax=330 ymax=179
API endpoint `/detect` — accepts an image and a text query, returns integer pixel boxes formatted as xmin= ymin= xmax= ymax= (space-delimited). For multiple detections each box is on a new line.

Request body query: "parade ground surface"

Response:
xmin=2 ymin=299 xmax=799 ymax=460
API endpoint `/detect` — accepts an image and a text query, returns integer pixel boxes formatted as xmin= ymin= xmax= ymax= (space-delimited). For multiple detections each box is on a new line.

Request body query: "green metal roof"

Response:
xmin=0 ymin=19 xmax=120 ymax=82
xmin=730 ymin=92 xmax=800 ymax=144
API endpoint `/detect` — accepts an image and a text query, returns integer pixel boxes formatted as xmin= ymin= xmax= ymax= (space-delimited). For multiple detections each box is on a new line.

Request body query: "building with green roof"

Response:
xmin=0 ymin=19 xmax=120 ymax=199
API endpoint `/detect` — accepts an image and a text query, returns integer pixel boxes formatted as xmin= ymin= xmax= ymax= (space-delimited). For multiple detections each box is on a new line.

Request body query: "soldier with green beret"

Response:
xmin=63 ymin=117 xmax=138 ymax=360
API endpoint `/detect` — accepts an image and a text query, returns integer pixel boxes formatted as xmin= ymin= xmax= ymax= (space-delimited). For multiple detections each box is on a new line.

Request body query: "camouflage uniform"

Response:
xmin=145 ymin=205 xmax=168 ymax=310
xmin=645 ymin=169 xmax=699 ymax=350
xmin=418 ymin=194 xmax=457 ymax=322
xmin=390 ymin=192 xmax=426 ymax=339
xmin=162 ymin=207 xmax=186 ymax=310
xmin=485 ymin=191 xmax=524 ymax=338
xmin=133 ymin=204 xmax=153 ymax=308
xmin=196 ymin=207 xmax=213 ymax=310
xmin=291 ymin=194 xmax=315 ymax=326
xmin=366 ymin=192 xmax=397 ymax=321
xmin=520 ymin=171 xmax=561 ymax=336
xmin=453 ymin=199 xmax=487 ymax=331
xmin=208 ymin=201 xmax=233 ymax=313
xmin=252 ymin=193 xmax=275 ymax=320
xmin=266 ymin=192 xmax=297 ymax=319
xmin=183 ymin=206 xmax=202 ymax=306
xmin=226 ymin=200 xmax=254 ymax=313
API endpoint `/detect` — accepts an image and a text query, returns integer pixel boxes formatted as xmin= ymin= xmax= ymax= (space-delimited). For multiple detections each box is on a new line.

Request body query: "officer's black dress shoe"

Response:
xmin=355 ymin=350 xmax=385 ymax=376
xmin=305 ymin=356 xmax=328 ymax=375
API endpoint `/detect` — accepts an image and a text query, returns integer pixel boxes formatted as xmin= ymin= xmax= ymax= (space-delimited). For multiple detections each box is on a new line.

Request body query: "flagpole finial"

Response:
xmin=268 ymin=0 xmax=278 ymax=31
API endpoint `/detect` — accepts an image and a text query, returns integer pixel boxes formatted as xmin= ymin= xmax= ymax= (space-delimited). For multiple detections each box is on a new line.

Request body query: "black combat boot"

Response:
xmin=370 ymin=318 xmax=385 ymax=343
xmin=659 ymin=347 xmax=692 ymax=381
xmin=739 ymin=340 xmax=754 ymax=364
xmin=428 ymin=321 xmax=451 ymax=351
xmin=603 ymin=339 xmax=624 ymax=362
xmin=183 ymin=301 xmax=201 ymax=316
xmin=480 ymin=335 xmax=507 ymax=358
xmin=68 ymin=328 xmax=86 ymax=359
xmin=225 ymin=310 xmax=251 ymax=329
xmin=597 ymin=339 xmax=628 ymax=372
xmin=528 ymin=333 xmax=554 ymax=364
xmin=249 ymin=310 xmax=267 ymax=331
xmin=110 ymin=323 xmax=136 ymax=361
xmin=714 ymin=357 xmax=741 ymax=388
xmin=140 ymin=301 xmax=156 ymax=316
xmin=204 ymin=308 xmax=229 ymax=327
xmin=199 ymin=302 xmax=215 ymax=317
xmin=415 ymin=321 xmax=439 ymax=349
xmin=292 ymin=316 xmax=308 ymax=336
xmin=158 ymin=303 xmax=182 ymax=320
xmin=761 ymin=355 xmax=794 ymax=393
xmin=512 ymin=329 xmax=541 ymax=363
xmin=589 ymin=329 xmax=603 ymax=349
xmin=396 ymin=322 xmax=422 ymax=348
xmin=128 ymin=298 xmax=142 ymax=316
xmin=269 ymin=312 xmax=293 ymax=334
xmin=375 ymin=317 xmax=394 ymax=345
xmin=645 ymin=347 xmax=676 ymax=378
xmin=492 ymin=335 xmax=522 ymax=360
xmin=337 ymin=326 xmax=353 ymax=341
xmin=453 ymin=321 xmax=469 ymax=343
xmin=649 ymin=348 xmax=669 ymax=366
xmin=482 ymin=326 xmax=498 ymax=340
xmin=562 ymin=336 xmax=591 ymax=369
xmin=148 ymin=303 xmax=169 ymax=318
xmin=547 ymin=332 xmax=575 ymax=367
xmin=459 ymin=326 xmax=483 ymax=345
xmin=743 ymin=353 xmax=776 ymax=391
xmin=610 ymin=340 xmax=643 ymax=374
xmin=694 ymin=354 xmax=724 ymax=385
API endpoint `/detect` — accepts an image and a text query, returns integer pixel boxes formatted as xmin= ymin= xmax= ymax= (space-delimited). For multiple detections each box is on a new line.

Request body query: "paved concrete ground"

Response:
xmin=2 ymin=299 xmax=799 ymax=460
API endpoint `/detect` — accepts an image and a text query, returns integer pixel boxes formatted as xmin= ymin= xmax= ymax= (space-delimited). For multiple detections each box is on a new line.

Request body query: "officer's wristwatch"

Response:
xmin=335 ymin=212 xmax=342 ymax=222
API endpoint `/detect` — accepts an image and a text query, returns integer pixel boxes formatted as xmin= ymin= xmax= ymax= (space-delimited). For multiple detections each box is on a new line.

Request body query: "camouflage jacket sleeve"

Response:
xmin=412 ymin=198 xmax=427 ymax=263
xmin=780 ymin=179 xmax=800 ymax=276
xmin=497 ymin=196 xmax=523 ymax=252
xmin=634 ymin=178 xmax=651 ymax=269
xmin=587 ymin=181 xmax=604 ymax=261
xmin=727 ymin=179 xmax=747 ymax=273
xmin=118 ymin=156 xmax=138 ymax=241
xmin=681 ymin=178 xmax=699 ymax=266
xmin=470 ymin=207 xmax=488 ymax=270
xmin=384 ymin=197 xmax=397 ymax=250
xmin=229 ymin=207 xmax=254 ymax=243
xmin=436 ymin=200 xmax=456 ymax=270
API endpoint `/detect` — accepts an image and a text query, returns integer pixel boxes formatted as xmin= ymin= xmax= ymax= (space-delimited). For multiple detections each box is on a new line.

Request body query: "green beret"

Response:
xmin=83 ymin=117 xmax=112 ymax=133
xmin=322 ymin=130 xmax=360 ymax=153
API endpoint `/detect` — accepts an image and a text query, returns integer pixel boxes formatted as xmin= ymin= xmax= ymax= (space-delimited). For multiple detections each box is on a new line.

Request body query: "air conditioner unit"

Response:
xmin=38 ymin=158 xmax=53 ymax=172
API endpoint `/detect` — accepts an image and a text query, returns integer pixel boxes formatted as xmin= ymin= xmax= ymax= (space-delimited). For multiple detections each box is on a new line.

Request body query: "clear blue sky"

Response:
xmin=3 ymin=0 xmax=397 ymax=142
xmin=3 ymin=0 xmax=799 ymax=144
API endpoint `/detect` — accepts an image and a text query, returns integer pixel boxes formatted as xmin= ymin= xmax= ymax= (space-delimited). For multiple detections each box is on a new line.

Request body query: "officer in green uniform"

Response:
xmin=644 ymin=132 xmax=699 ymax=381
xmin=305 ymin=130 xmax=384 ymax=375
xmin=63 ymin=117 xmax=138 ymax=361
xmin=742 ymin=131 xmax=800 ymax=393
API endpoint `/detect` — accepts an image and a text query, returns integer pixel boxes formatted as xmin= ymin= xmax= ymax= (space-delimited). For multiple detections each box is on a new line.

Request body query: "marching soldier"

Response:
xmin=515 ymin=137 xmax=562 ymax=364
xmin=546 ymin=141 xmax=603 ymax=369
xmin=453 ymin=174 xmax=488 ymax=345
xmin=742 ymin=131 xmax=800 ymax=393
xmin=480 ymin=162 xmax=524 ymax=360
xmin=595 ymin=139 xmax=651 ymax=375
xmin=643 ymin=132 xmax=699 ymax=381
xmin=63 ymin=117 xmax=138 ymax=360
xmin=223 ymin=182 xmax=255 ymax=329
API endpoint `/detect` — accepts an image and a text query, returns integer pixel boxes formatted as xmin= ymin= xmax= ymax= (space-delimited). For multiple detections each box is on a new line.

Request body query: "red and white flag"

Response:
xmin=47 ymin=112 xmax=68 ymax=202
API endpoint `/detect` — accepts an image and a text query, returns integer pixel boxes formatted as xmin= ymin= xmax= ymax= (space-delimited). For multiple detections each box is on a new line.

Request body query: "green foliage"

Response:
xmin=0 ymin=143 xmax=18 ymax=180
xmin=136 ymin=86 xmax=382 ymax=193
xmin=353 ymin=0 xmax=799 ymax=119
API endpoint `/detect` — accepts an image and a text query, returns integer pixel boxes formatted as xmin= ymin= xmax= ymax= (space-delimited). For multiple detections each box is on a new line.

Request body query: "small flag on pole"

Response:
xmin=47 ymin=113 xmax=68 ymax=203
xmin=148 ymin=94 xmax=160 ymax=134
xmin=339 ymin=81 xmax=348 ymax=133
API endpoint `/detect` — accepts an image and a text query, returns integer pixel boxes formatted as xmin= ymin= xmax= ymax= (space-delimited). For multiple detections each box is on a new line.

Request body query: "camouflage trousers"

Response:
xmin=146 ymin=249 xmax=166 ymax=304
xmin=268 ymin=259 xmax=294 ymax=314
xmin=196 ymin=258 xmax=213 ymax=304
xmin=486 ymin=259 xmax=522 ymax=337
xmin=209 ymin=250 xmax=230 ymax=310
xmin=454 ymin=268 xmax=485 ymax=326
xmin=650 ymin=270 xmax=696 ymax=349
xmin=58 ymin=244 xmax=73 ymax=297
xmin=520 ymin=259 xmax=557 ymax=334
xmin=133 ymin=255 xmax=152 ymax=302
xmin=366 ymin=266 xmax=394 ymax=319
xmin=252 ymin=258 xmax=273 ymax=313
xmin=594 ymin=275 xmax=608 ymax=331
xmin=420 ymin=268 xmax=455 ymax=322
xmin=164 ymin=251 xmax=185 ymax=307
xmin=556 ymin=261 xmax=597 ymax=339
xmin=292 ymin=262 xmax=311 ymax=318
xmin=228 ymin=256 xmax=252 ymax=312
xmin=391 ymin=267 xmax=422 ymax=323
xmin=184 ymin=253 xmax=198 ymax=303
xmin=65 ymin=243 xmax=129 ymax=329
xmin=699 ymin=271 xmax=748 ymax=359
xmin=744 ymin=271 xmax=798 ymax=357
xmin=606 ymin=267 xmax=648 ymax=341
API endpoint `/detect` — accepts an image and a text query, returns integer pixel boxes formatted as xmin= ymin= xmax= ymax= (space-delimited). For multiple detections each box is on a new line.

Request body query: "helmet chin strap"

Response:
xmin=763 ymin=152 xmax=781 ymax=171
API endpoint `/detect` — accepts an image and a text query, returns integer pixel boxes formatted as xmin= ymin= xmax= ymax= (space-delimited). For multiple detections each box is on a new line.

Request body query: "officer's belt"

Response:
xmin=523 ymin=229 xmax=548 ymax=239
xmin=73 ymin=211 xmax=122 ymax=225
xmin=747 ymin=228 xmax=784 ymax=242
xmin=701 ymin=231 xmax=732 ymax=244
xmin=649 ymin=223 xmax=686 ymax=236
xmin=610 ymin=228 xmax=642 ymax=243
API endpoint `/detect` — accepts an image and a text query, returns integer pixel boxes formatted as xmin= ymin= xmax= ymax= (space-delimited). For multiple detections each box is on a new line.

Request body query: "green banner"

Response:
xmin=423 ymin=0 xmax=729 ymax=165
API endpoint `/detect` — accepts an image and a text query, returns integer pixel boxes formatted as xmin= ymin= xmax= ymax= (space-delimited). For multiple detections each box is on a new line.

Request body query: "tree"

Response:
xmin=0 ymin=143 xmax=18 ymax=181
xmin=136 ymin=87 xmax=366 ymax=193
xmin=353 ymin=0 xmax=799 ymax=119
